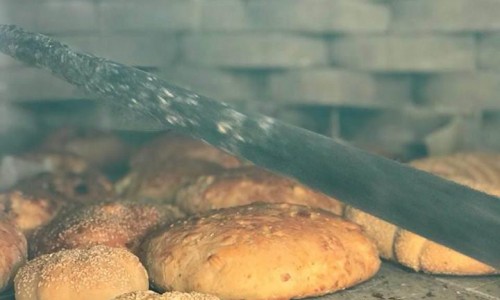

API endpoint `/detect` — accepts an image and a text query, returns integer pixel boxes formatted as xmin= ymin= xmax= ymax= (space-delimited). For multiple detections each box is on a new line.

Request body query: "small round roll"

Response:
xmin=175 ymin=166 xmax=344 ymax=215
xmin=0 ymin=214 xmax=27 ymax=292
xmin=142 ymin=203 xmax=380 ymax=300
xmin=130 ymin=133 xmax=244 ymax=170
xmin=30 ymin=201 xmax=185 ymax=258
xmin=14 ymin=245 xmax=149 ymax=300
xmin=112 ymin=291 xmax=220 ymax=300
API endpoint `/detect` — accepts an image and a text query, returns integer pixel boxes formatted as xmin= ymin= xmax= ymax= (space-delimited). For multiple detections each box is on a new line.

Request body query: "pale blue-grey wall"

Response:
xmin=0 ymin=0 xmax=499 ymax=159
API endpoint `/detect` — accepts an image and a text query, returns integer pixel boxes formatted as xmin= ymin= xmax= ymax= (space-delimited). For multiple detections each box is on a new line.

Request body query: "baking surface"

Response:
xmin=1 ymin=262 xmax=498 ymax=300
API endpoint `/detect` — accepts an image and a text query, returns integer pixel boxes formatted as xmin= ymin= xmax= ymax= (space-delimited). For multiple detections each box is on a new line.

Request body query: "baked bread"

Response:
xmin=117 ymin=160 xmax=224 ymax=203
xmin=0 ymin=214 xmax=27 ymax=292
xmin=345 ymin=154 xmax=500 ymax=275
xmin=409 ymin=152 xmax=500 ymax=185
xmin=0 ymin=171 xmax=114 ymax=236
xmin=112 ymin=291 xmax=220 ymax=300
xmin=175 ymin=166 xmax=344 ymax=215
xmin=14 ymin=245 xmax=149 ymax=300
xmin=18 ymin=151 xmax=90 ymax=175
xmin=0 ymin=190 xmax=63 ymax=236
xmin=142 ymin=203 xmax=380 ymax=300
xmin=30 ymin=201 xmax=185 ymax=258
xmin=130 ymin=133 xmax=244 ymax=170
xmin=40 ymin=127 xmax=132 ymax=172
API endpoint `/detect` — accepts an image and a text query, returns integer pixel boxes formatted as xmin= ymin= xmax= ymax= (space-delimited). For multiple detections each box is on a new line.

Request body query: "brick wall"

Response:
xmin=0 ymin=0 xmax=499 ymax=159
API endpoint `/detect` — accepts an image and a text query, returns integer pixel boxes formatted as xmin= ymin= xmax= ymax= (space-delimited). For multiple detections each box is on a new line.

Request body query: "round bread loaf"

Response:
xmin=0 ymin=190 xmax=63 ymax=236
xmin=17 ymin=171 xmax=115 ymax=204
xmin=117 ymin=160 xmax=224 ymax=203
xmin=175 ymin=166 xmax=344 ymax=215
xmin=0 ymin=171 xmax=114 ymax=236
xmin=142 ymin=203 xmax=380 ymax=300
xmin=112 ymin=291 xmax=220 ymax=300
xmin=0 ymin=215 xmax=27 ymax=292
xmin=30 ymin=201 xmax=185 ymax=258
xmin=130 ymin=133 xmax=244 ymax=170
xmin=345 ymin=154 xmax=500 ymax=275
xmin=18 ymin=151 xmax=90 ymax=174
xmin=14 ymin=245 xmax=149 ymax=300
xmin=40 ymin=127 xmax=132 ymax=172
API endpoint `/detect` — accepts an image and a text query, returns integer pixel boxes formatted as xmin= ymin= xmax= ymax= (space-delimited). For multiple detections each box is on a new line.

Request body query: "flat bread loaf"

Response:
xmin=175 ymin=166 xmax=344 ymax=215
xmin=142 ymin=203 xmax=380 ymax=300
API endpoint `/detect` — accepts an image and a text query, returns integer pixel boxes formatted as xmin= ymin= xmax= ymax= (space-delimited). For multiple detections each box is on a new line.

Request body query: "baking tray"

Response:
xmin=1 ymin=261 xmax=498 ymax=300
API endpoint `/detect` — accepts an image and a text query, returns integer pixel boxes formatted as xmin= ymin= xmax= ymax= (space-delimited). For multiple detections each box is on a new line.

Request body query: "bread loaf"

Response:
xmin=142 ymin=203 xmax=380 ymax=300
xmin=345 ymin=153 xmax=500 ymax=275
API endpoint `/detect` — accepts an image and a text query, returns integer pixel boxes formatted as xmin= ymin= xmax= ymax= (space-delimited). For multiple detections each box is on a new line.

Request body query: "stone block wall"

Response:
xmin=0 ymin=0 xmax=499 ymax=160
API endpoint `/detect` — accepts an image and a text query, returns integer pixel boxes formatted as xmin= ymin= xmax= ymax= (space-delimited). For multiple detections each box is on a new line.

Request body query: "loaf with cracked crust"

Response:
xmin=142 ymin=203 xmax=380 ymax=300
xmin=175 ymin=166 xmax=344 ymax=215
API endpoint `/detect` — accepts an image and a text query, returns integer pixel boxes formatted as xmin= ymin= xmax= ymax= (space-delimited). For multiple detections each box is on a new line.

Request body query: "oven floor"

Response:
xmin=1 ymin=262 xmax=498 ymax=300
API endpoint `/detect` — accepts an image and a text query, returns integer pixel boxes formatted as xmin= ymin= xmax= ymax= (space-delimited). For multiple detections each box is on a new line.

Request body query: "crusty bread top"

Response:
xmin=0 ymin=215 xmax=27 ymax=292
xmin=0 ymin=190 xmax=63 ymax=235
xmin=175 ymin=166 xmax=344 ymax=215
xmin=410 ymin=152 xmax=500 ymax=185
xmin=113 ymin=291 xmax=220 ymax=300
xmin=130 ymin=133 xmax=243 ymax=170
xmin=14 ymin=245 xmax=149 ymax=300
xmin=142 ymin=203 xmax=380 ymax=300
xmin=30 ymin=201 xmax=184 ymax=258
xmin=117 ymin=160 xmax=224 ymax=203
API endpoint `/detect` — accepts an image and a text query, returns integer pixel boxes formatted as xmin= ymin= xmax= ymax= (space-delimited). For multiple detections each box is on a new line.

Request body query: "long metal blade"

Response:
xmin=1 ymin=25 xmax=499 ymax=268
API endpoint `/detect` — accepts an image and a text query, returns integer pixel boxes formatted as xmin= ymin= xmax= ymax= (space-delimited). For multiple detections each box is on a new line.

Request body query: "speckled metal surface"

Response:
xmin=1 ymin=262 xmax=498 ymax=300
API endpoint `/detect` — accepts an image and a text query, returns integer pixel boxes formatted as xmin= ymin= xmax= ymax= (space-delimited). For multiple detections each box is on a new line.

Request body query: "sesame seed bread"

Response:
xmin=142 ymin=203 xmax=380 ymax=300
xmin=112 ymin=291 xmax=220 ymax=300
xmin=30 ymin=201 xmax=185 ymax=258
xmin=14 ymin=246 xmax=149 ymax=300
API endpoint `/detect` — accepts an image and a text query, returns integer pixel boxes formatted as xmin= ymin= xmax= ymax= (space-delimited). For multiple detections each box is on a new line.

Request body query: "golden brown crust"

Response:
xmin=343 ymin=206 xmax=397 ymax=260
xmin=130 ymin=133 xmax=244 ymax=170
xmin=175 ymin=166 xmax=344 ymax=215
xmin=112 ymin=291 xmax=220 ymax=300
xmin=394 ymin=230 xmax=496 ymax=275
xmin=30 ymin=201 xmax=185 ymax=258
xmin=410 ymin=152 xmax=500 ymax=185
xmin=14 ymin=245 xmax=149 ymax=300
xmin=0 ymin=171 xmax=115 ymax=236
xmin=117 ymin=160 xmax=224 ymax=203
xmin=0 ymin=191 xmax=63 ymax=236
xmin=142 ymin=203 xmax=380 ymax=300
xmin=345 ymin=153 xmax=500 ymax=275
xmin=0 ymin=215 xmax=27 ymax=292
